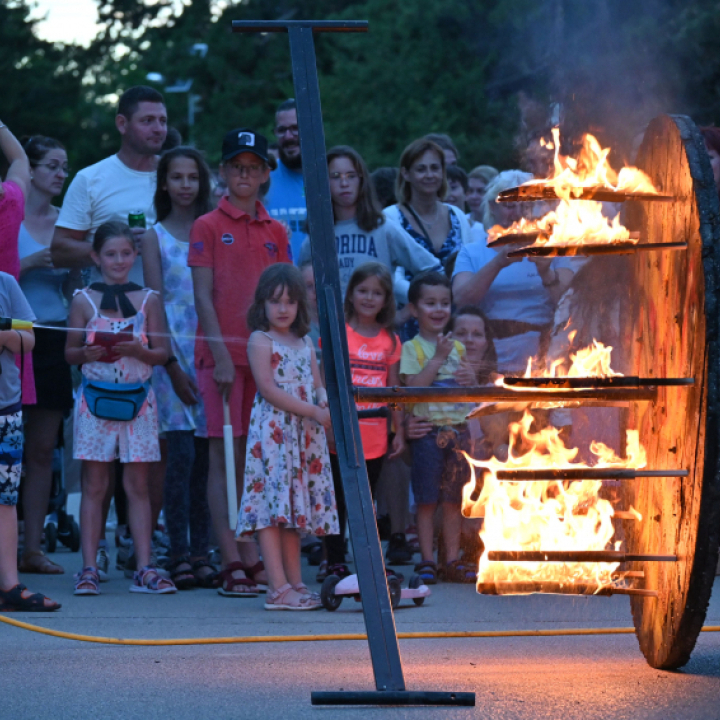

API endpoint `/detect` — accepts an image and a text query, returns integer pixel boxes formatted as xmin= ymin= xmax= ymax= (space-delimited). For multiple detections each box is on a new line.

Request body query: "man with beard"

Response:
xmin=51 ymin=85 xmax=168 ymax=284
xmin=262 ymin=99 xmax=307 ymax=263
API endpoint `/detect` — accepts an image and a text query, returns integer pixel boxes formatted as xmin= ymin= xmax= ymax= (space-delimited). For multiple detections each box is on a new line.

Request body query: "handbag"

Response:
xmin=81 ymin=377 xmax=150 ymax=422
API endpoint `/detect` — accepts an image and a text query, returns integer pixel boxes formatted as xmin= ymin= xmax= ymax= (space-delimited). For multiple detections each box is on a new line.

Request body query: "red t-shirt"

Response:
xmin=187 ymin=197 xmax=290 ymax=367
xmin=347 ymin=324 xmax=401 ymax=459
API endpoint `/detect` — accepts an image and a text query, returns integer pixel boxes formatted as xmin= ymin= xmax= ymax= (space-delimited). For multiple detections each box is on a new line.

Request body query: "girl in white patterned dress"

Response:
xmin=141 ymin=147 xmax=216 ymax=589
xmin=238 ymin=264 xmax=338 ymax=610
xmin=66 ymin=221 xmax=175 ymax=596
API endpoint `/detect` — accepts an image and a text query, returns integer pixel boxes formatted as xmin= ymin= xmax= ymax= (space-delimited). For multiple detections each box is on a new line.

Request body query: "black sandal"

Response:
xmin=440 ymin=559 xmax=477 ymax=584
xmin=0 ymin=583 xmax=61 ymax=612
xmin=191 ymin=559 xmax=219 ymax=589
xmin=413 ymin=560 xmax=438 ymax=585
xmin=166 ymin=556 xmax=196 ymax=590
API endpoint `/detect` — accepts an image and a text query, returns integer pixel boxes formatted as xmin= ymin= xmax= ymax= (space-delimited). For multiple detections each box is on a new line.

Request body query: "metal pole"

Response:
xmin=231 ymin=18 xmax=473 ymax=707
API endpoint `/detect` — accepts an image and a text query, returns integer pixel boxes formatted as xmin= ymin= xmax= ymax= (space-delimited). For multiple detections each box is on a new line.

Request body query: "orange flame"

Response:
xmin=488 ymin=128 xmax=657 ymax=247
xmin=462 ymin=414 xmax=645 ymax=592
xmin=466 ymin=340 xmax=643 ymax=594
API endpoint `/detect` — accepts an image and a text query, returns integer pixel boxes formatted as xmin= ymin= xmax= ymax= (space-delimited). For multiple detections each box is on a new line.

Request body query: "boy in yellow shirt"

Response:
xmin=400 ymin=272 xmax=474 ymax=585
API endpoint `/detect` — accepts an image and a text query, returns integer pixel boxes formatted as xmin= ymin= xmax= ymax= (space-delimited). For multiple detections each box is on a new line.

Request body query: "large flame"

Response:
xmin=462 ymin=414 xmax=645 ymax=593
xmin=465 ymin=340 xmax=644 ymax=594
xmin=488 ymin=128 xmax=657 ymax=247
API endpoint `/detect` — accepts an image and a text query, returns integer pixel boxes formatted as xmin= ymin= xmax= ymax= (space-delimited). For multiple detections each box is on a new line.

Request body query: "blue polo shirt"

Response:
xmin=263 ymin=159 xmax=307 ymax=264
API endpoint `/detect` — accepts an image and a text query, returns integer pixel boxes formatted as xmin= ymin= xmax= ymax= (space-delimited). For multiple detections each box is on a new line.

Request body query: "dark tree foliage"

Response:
xmin=5 ymin=0 xmax=720 ymax=181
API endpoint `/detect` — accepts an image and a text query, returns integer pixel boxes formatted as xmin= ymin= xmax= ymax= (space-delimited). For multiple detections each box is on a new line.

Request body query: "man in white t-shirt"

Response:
xmin=50 ymin=86 xmax=167 ymax=577
xmin=51 ymin=85 xmax=168 ymax=283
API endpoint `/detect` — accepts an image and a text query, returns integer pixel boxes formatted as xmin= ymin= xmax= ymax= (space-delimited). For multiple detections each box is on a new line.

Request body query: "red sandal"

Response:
xmin=241 ymin=560 xmax=268 ymax=592
xmin=217 ymin=561 xmax=259 ymax=597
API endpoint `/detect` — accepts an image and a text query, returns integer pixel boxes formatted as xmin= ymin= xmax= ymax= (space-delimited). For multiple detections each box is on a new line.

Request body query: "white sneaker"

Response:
xmin=96 ymin=546 xmax=109 ymax=582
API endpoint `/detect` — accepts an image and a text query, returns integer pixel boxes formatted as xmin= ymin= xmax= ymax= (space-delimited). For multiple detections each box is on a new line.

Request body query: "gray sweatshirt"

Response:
xmin=299 ymin=217 xmax=440 ymax=301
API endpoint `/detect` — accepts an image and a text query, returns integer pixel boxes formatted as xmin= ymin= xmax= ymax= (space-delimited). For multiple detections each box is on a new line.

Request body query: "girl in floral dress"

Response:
xmin=238 ymin=264 xmax=338 ymax=610
xmin=66 ymin=221 xmax=175 ymax=596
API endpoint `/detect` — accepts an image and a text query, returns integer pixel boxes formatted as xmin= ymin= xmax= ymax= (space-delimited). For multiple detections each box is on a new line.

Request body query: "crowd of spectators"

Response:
xmin=1 ymin=83 xmax=678 ymax=610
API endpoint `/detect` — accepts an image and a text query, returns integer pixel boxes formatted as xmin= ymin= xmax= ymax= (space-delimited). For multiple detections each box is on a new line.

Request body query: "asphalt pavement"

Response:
xmin=2 ymin=544 xmax=720 ymax=720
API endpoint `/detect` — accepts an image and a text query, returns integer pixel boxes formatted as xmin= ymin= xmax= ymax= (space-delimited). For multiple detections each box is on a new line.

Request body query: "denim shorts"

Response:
xmin=410 ymin=425 xmax=471 ymax=505
xmin=0 ymin=408 xmax=24 ymax=506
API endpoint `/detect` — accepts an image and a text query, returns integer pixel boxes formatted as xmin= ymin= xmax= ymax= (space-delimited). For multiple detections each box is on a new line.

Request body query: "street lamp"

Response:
xmin=146 ymin=47 xmax=205 ymax=145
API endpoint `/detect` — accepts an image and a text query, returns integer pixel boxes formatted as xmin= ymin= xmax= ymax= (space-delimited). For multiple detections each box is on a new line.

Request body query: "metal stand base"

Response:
xmin=311 ymin=691 xmax=475 ymax=707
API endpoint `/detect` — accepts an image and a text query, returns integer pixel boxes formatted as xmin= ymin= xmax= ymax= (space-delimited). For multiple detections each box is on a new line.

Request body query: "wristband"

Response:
xmin=164 ymin=355 xmax=178 ymax=368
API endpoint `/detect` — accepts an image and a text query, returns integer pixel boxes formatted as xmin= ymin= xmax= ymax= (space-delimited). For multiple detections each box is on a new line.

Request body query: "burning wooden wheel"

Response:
xmin=624 ymin=114 xmax=720 ymax=669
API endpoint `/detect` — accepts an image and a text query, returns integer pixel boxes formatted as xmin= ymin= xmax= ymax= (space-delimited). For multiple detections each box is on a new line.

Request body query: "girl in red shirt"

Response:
xmin=323 ymin=262 xmax=406 ymax=572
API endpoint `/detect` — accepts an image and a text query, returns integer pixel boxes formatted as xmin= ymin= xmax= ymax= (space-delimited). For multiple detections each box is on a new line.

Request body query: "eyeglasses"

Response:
xmin=275 ymin=124 xmax=299 ymax=137
xmin=35 ymin=162 xmax=70 ymax=175
xmin=329 ymin=172 xmax=359 ymax=182
xmin=225 ymin=162 xmax=265 ymax=177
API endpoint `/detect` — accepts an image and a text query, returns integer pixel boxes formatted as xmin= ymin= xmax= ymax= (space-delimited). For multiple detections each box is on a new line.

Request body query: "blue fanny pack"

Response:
xmin=81 ymin=377 xmax=150 ymax=422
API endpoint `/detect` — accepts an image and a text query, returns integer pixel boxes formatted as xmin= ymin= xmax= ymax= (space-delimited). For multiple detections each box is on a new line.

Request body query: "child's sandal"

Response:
xmin=413 ymin=560 xmax=438 ymax=585
xmin=130 ymin=566 xmax=177 ymax=594
xmin=264 ymin=583 xmax=321 ymax=611
xmin=216 ymin=561 xmax=259 ymax=597
xmin=293 ymin=583 xmax=321 ymax=602
xmin=74 ymin=567 xmax=101 ymax=596
xmin=440 ymin=559 xmax=477 ymax=584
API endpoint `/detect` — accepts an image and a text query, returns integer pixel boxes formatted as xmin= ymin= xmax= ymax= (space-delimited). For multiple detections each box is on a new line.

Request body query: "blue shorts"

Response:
xmin=410 ymin=425 xmax=471 ymax=505
xmin=0 ymin=408 xmax=24 ymax=506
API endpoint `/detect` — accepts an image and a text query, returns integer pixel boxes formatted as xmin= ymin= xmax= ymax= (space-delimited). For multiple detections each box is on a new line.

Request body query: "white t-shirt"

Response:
xmin=56 ymin=154 xmax=157 ymax=283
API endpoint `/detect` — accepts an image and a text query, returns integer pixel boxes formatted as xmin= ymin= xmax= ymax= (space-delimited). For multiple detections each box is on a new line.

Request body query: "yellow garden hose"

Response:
xmin=1 ymin=613 xmax=719 ymax=647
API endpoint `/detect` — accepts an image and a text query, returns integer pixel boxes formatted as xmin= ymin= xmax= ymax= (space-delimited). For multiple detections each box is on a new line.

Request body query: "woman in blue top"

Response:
xmin=17 ymin=136 xmax=78 ymax=576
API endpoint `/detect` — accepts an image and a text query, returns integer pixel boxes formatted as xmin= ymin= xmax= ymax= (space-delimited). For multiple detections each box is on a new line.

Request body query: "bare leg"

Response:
xmin=416 ymin=503 xmax=436 ymax=562
xmin=21 ymin=407 xmax=63 ymax=556
xmin=123 ymin=463 xmax=152 ymax=569
xmin=148 ymin=441 xmax=166 ymax=531
xmin=99 ymin=461 xmax=116 ymax=544
xmin=441 ymin=502 xmax=462 ymax=563
xmin=0 ymin=504 xmax=19 ymax=589
xmin=257 ymin=526 xmax=288 ymax=592
xmin=80 ymin=461 xmax=110 ymax=568
xmin=281 ymin=528 xmax=302 ymax=587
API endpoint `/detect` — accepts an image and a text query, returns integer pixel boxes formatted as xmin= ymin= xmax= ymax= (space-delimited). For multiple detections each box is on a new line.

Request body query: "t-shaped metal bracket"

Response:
xmin=232 ymin=19 xmax=474 ymax=709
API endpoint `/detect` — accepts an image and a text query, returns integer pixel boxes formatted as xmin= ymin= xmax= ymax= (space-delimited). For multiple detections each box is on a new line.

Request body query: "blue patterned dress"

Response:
xmin=151 ymin=223 xmax=207 ymax=436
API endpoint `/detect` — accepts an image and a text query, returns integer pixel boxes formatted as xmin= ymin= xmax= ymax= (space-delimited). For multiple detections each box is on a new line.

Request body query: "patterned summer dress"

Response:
xmin=73 ymin=288 xmax=160 ymax=463
xmin=151 ymin=223 xmax=207 ymax=436
xmin=236 ymin=335 xmax=339 ymax=538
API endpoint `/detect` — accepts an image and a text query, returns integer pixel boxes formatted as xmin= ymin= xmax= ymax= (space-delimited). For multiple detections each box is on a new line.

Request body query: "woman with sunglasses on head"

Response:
xmin=17 ymin=136 xmax=78 ymax=575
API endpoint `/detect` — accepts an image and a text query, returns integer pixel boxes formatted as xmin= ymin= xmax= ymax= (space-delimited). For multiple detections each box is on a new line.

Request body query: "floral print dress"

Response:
xmin=236 ymin=335 xmax=339 ymax=538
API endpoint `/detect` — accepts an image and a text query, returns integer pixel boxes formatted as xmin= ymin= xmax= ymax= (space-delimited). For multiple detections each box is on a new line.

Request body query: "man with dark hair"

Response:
xmin=50 ymin=85 xmax=167 ymax=579
xmin=262 ymin=98 xmax=307 ymax=263
xmin=51 ymin=85 xmax=168 ymax=276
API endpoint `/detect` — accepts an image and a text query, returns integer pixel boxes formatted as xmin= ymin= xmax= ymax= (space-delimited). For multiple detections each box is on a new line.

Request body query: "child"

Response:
xmin=0 ymin=270 xmax=60 ymax=610
xmin=66 ymin=221 xmax=175 ymax=595
xmin=298 ymin=145 xmax=438 ymax=301
xmin=238 ymin=264 xmax=337 ymax=610
xmin=299 ymin=259 xmax=320 ymax=361
xmin=321 ymin=262 xmax=408 ymax=578
xmin=188 ymin=128 xmax=290 ymax=597
xmin=141 ymin=147 xmax=215 ymax=589
xmin=400 ymin=271 xmax=474 ymax=584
